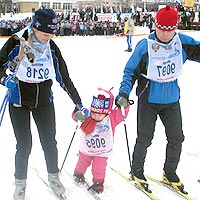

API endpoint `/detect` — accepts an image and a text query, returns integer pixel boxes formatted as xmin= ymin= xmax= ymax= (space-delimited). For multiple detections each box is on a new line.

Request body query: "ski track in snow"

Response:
xmin=0 ymin=24 xmax=200 ymax=199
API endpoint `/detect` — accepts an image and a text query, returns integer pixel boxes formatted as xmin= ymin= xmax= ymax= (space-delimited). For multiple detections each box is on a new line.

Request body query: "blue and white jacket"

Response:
xmin=119 ymin=32 xmax=200 ymax=104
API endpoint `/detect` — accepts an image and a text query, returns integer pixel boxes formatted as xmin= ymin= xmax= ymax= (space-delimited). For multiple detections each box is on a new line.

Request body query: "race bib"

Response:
xmin=147 ymin=35 xmax=183 ymax=82
xmin=16 ymin=42 xmax=55 ymax=83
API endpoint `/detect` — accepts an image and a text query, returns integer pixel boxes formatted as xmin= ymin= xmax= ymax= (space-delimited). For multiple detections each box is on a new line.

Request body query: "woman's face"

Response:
xmin=33 ymin=27 xmax=55 ymax=43
xmin=156 ymin=27 xmax=176 ymax=43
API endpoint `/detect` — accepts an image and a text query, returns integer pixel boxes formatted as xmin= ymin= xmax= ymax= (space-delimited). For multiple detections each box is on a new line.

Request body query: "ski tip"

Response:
xmin=60 ymin=193 xmax=67 ymax=199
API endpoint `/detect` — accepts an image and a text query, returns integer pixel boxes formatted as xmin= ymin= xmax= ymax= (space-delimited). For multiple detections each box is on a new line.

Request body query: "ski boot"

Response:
xmin=73 ymin=173 xmax=85 ymax=184
xmin=88 ymin=182 xmax=104 ymax=194
xmin=132 ymin=168 xmax=152 ymax=193
xmin=162 ymin=171 xmax=188 ymax=194
xmin=124 ymin=48 xmax=132 ymax=52
xmin=13 ymin=179 xmax=26 ymax=200
xmin=134 ymin=175 xmax=152 ymax=193
xmin=48 ymin=173 xmax=66 ymax=199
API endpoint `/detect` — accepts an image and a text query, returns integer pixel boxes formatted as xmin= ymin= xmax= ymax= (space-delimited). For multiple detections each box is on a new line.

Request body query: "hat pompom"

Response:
xmin=98 ymin=94 xmax=106 ymax=100
xmin=166 ymin=5 xmax=170 ymax=11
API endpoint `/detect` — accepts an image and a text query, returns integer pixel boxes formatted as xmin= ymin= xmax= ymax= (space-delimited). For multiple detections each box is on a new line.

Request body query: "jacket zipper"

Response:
xmin=138 ymin=80 xmax=150 ymax=98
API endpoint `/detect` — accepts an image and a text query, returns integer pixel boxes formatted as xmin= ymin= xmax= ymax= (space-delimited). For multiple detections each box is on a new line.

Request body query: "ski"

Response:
xmin=109 ymin=167 xmax=160 ymax=200
xmin=146 ymin=175 xmax=197 ymax=200
xmin=74 ymin=180 xmax=102 ymax=200
xmin=32 ymin=167 xmax=67 ymax=200
xmin=186 ymin=152 xmax=200 ymax=158
xmin=64 ymin=170 xmax=102 ymax=200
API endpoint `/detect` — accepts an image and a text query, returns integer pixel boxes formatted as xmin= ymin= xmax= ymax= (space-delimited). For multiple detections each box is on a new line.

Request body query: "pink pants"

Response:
xmin=74 ymin=152 xmax=108 ymax=183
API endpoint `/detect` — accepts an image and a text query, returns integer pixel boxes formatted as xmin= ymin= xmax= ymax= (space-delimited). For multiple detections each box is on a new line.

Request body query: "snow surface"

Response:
xmin=0 ymin=12 xmax=33 ymax=20
xmin=0 ymin=31 xmax=200 ymax=199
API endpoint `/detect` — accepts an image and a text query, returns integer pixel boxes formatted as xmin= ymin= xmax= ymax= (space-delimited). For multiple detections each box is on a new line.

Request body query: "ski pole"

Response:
xmin=60 ymin=123 xmax=79 ymax=172
xmin=121 ymin=106 xmax=133 ymax=177
xmin=60 ymin=105 xmax=87 ymax=172
xmin=0 ymin=90 xmax=10 ymax=127
xmin=0 ymin=55 xmax=22 ymax=127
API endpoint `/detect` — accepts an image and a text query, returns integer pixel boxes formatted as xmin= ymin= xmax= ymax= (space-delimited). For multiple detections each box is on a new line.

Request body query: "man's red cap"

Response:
xmin=155 ymin=5 xmax=178 ymax=31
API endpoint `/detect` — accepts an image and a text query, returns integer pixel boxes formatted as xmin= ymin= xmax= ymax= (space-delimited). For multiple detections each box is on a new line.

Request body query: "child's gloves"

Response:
xmin=73 ymin=104 xmax=89 ymax=122
xmin=4 ymin=75 xmax=18 ymax=89
xmin=115 ymin=93 xmax=129 ymax=108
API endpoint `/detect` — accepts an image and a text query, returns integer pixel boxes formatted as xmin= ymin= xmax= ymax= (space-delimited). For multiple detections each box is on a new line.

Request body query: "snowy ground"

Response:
xmin=0 ymin=12 xmax=33 ymax=20
xmin=0 ymin=30 xmax=200 ymax=199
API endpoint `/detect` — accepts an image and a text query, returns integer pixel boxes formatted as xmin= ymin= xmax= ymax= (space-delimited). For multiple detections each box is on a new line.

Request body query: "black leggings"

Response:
xmin=9 ymin=102 xmax=59 ymax=179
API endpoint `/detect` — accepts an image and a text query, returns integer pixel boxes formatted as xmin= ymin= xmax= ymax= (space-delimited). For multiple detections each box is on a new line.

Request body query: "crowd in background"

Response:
xmin=57 ymin=12 xmax=154 ymax=36
xmin=0 ymin=4 xmax=199 ymax=36
xmin=0 ymin=10 xmax=155 ymax=37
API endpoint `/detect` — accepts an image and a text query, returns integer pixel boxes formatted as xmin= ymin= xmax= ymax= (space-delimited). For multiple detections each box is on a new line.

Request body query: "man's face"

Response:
xmin=156 ymin=27 xmax=176 ymax=43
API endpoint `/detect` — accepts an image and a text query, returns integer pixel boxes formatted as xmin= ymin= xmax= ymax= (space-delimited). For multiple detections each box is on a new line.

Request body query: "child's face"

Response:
xmin=90 ymin=112 xmax=106 ymax=121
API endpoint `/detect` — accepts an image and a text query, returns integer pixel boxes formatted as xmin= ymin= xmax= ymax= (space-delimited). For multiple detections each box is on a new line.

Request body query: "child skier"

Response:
xmin=72 ymin=87 xmax=130 ymax=194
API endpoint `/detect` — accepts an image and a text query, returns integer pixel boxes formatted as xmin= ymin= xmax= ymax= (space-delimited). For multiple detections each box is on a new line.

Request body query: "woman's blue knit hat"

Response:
xmin=32 ymin=9 xmax=58 ymax=34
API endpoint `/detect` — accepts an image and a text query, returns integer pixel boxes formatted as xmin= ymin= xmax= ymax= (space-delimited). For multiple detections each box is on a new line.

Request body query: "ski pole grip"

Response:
xmin=121 ymin=106 xmax=126 ymax=120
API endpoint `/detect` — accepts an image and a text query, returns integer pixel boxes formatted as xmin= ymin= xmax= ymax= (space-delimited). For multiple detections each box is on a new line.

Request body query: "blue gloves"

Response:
xmin=4 ymin=75 xmax=17 ymax=89
xmin=73 ymin=104 xmax=89 ymax=122
xmin=115 ymin=93 xmax=129 ymax=108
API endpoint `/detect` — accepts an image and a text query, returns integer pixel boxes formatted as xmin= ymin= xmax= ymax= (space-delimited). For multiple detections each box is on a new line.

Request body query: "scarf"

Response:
xmin=80 ymin=116 xmax=97 ymax=135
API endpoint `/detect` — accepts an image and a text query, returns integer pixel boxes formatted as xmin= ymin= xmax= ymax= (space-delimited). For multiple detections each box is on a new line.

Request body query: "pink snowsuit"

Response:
xmin=74 ymin=106 xmax=129 ymax=183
